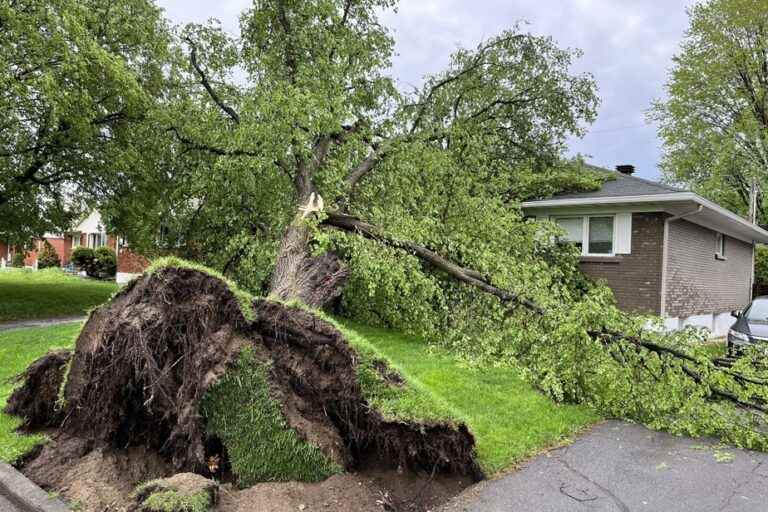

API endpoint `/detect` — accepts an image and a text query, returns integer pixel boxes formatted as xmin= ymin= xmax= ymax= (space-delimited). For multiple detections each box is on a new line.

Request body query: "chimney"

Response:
xmin=616 ymin=164 xmax=635 ymax=175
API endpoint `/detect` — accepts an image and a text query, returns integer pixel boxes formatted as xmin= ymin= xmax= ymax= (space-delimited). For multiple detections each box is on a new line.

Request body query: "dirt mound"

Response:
xmin=4 ymin=349 xmax=71 ymax=428
xmin=255 ymin=300 xmax=481 ymax=478
xmin=24 ymin=434 xmax=172 ymax=511
xmin=61 ymin=267 xmax=249 ymax=471
xmin=13 ymin=266 xmax=479 ymax=505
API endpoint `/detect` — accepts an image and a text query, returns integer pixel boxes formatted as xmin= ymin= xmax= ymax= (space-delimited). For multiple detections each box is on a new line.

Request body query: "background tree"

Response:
xmin=651 ymin=0 xmax=768 ymax=225
xmin=0 ymin=0 xmax=171 ymax=245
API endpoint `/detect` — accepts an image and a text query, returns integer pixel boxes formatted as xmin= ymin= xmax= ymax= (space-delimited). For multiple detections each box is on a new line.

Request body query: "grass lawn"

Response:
xmin=337 ymin=320 xmax=600 ymax=475
xmin=0 ymin=322 xmax=81 ymax=463
xmin=0 ymin=268 xmax=117 ymax=322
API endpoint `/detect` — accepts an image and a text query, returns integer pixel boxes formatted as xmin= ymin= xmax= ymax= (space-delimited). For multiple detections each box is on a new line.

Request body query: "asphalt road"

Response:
xmin=443 ymin=420 xmax=768 ymax=512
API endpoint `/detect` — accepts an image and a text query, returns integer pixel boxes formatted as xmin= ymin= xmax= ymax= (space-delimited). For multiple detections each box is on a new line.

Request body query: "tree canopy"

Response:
xmin=0 ymin=0 xmax=170 ymax=244
xmin=651 ymin=0 xmax=768 ymax=225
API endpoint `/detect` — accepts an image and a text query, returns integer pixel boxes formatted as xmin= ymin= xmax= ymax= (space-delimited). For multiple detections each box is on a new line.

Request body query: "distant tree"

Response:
xmin=0 ymin=0 xmax=171 ymax=245
xmin=651 ymin=0 xmax=768 ymax=225
xmin=37 ymin=241 xmax=61 ymax=269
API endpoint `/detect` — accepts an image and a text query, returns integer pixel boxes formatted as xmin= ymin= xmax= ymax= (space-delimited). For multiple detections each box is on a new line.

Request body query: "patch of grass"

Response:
xmin=0 ymin=323 xmax=81 ymax=463
xmin=147 ymin=257 xmax=255 ymax=321
xmin=201 ymin=348 xmax=341 ymax=486
xmin=335 ymin=319 xmax=600 ymax=475
xmin=0 ymin=268 xmax=116 ymax=322
xmin=133 ymin=480 xmax=212 ymax=512
xmin=699 ymin=340 xmax=727 ymax=359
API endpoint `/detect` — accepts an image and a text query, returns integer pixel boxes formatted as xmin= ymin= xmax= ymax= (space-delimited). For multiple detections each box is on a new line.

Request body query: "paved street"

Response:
xmin=443 ymin=420 xmax=768 ymax=512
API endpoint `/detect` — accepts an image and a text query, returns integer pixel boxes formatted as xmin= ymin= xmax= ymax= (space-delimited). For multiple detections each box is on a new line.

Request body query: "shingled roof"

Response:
xmin=552 ymin=164 xmax=685 ymax=200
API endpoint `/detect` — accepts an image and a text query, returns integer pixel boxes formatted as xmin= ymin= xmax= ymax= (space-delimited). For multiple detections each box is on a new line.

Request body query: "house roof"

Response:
xmin=521 ymin=165 xmax=768 ymax=244
xmin=553 ymin=165 xmax=684 ymax=199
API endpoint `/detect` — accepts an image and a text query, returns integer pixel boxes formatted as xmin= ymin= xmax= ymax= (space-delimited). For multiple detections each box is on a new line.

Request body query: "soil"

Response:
xmin=11 ymin=267 xmax=480 ymax=511
xmin=4 ymin=349 xmax=71 ymax=427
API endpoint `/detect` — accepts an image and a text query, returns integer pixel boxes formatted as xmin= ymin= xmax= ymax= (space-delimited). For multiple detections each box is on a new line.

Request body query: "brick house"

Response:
xmin=522 ymin=165 xmax=768 ymax=336
xmin=1 ymin=211 xmax=149 ymax=284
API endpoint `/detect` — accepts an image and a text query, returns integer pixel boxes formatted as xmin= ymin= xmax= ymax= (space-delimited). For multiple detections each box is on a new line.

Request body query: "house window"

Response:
xmin=88 ymin=233 xmax=106 ymax=248
xmin=588 ymin=217 xmax=614 ymax=254
xmin=715 ymin=233 xmax=726 ymax=259
xmin=554 ymin=217 xmax=584 ymax=252
xmin=554 ymin=215 xmax=615 ymax=256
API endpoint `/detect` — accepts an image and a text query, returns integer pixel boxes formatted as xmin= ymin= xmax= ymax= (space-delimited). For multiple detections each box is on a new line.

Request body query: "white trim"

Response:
xmin=522 ymin=192 xmax=768 ymax=243
xmin=552 ymin=214 xmax=616 ymax=257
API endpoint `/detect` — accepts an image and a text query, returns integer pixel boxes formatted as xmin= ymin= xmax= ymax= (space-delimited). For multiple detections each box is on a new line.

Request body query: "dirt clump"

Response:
xmin=23 ymin=434 xmax=172 ymax=511
xmin=4 ymin=349 xmax=71 ymax=428
xmin=217 ymin=469 xmax=471 ymax=512
xmin=133 ymin=473 xmax=218 ymax=511
xmin=11 ymin=267 xmax=480 ymax=510
xmin=61 ymin=267 xmax=250 ymax=471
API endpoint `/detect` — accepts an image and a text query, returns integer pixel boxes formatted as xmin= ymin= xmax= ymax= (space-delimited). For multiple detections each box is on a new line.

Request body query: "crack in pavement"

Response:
xmin=555 ymin=449 xmax=631 ymax=512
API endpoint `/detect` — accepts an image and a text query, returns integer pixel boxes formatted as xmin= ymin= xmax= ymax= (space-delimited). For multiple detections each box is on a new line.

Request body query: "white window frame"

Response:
xmin=553 ymin=215 xmax=617 ymax=257
xmin=715 ymin=232 xmax=726 ymax=260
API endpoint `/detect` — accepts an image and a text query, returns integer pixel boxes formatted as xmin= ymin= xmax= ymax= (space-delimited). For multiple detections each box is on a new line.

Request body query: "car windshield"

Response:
xmin=745 ymin=300 xmax=768 ymax=321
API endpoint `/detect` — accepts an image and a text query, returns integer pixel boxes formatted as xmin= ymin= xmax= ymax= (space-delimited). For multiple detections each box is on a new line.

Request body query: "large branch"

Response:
xmin=185 ymin=37 xmax=241 ymax=125
xmin=324 ymin=211 xmax=768 ymax=416
xmin=168 ymin=127 xmax=259 ymax=157
xmin=323 ymin=211 xmax=544 ymax=314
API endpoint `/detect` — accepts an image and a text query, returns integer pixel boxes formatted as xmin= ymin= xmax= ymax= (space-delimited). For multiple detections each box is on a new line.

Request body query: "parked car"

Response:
xmin=727 ymin=296 xmax=768 ymax=355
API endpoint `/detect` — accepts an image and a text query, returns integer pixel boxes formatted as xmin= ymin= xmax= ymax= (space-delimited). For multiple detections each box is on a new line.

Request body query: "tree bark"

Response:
xmin=269 ymin=220 xmax=348 ymax=309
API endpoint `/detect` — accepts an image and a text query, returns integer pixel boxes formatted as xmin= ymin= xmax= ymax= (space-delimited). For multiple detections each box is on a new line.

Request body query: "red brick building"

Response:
xmin=1 ymin=211 xmax=149 ymax=284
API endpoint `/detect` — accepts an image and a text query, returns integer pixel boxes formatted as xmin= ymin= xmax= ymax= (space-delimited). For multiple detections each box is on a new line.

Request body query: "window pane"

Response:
xmin=555 ymin=218 xmax=583 ymax=250
xmin=588 ymin=217 xmax=613 ymax=254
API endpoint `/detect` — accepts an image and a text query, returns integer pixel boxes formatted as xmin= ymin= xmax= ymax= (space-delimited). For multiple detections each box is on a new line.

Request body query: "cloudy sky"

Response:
xmin=156 ymin=0 xmax=698 ymax=181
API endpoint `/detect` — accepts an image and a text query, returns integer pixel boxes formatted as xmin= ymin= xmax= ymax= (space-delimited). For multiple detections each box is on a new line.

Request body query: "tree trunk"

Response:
xmin=269 ymin=220 xmax=348 ymax=309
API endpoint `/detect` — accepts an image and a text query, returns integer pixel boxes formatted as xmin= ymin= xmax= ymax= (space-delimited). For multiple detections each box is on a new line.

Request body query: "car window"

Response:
xmin=745 ymin=300 xmax=768 ymax=321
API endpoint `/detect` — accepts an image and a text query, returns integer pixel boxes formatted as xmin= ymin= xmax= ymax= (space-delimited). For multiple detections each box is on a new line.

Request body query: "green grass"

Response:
xmin=335 ymin=319 xmax=600 ymax=475
xmin=0 ymin=268 xmax=116 ymax=322
xmin=201 ymin=348 xmax=341 ymax=486
xmin=0 ymin=322 xmax=81 ymax=463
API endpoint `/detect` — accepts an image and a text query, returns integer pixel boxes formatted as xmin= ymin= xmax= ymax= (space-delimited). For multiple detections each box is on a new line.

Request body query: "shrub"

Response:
xmin=11 ymin=252 xmax=25 ymax=268
xmin=71 ymin=247 xmax=95 ymax=270
xmin=94 ymin=246 xmax=117 ymax=277
xmin=755 ymin=245 xmax=768 ymax=297
xmin=37 ymin=242 xmax=61 ymax=269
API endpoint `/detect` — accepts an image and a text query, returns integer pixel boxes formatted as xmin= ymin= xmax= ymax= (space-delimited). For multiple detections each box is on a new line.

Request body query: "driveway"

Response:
xmin=443 ymin=420 xmax=768 ymax=512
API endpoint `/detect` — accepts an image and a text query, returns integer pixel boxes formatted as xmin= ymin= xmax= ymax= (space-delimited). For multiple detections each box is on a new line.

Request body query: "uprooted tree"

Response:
xmin=104 ymin=0 xmax=768 ymax=452
xmin=8 ymin=0 xmax=768 ymax=491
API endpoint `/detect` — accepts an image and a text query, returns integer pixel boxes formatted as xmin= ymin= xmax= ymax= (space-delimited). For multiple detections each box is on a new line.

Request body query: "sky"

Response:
xmin=156 ymin=0 xmax=699 ymax=181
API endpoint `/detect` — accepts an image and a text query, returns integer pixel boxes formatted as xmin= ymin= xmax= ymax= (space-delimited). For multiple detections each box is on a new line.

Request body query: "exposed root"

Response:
xmin=4 ymin=349 xmax=71 ymax=428
xmin=12 ymin=267 xmax=480 ymax=489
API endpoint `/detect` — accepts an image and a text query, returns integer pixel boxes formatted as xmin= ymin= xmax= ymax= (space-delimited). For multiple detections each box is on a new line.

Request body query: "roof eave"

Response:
xmin=522 ymin=192 xmax=768 ymax=244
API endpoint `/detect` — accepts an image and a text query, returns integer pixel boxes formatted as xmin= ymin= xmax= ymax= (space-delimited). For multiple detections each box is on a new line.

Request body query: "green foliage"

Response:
xmin=200 ymin=348 xmax=340 ymax=486
xmin=132 ymin=481 xmax=212 ymax=512
xmin=70 ymin=246 xmax=115 ymax=278
xmin=37 ymin=242 xmax=61 ymax=269
xmin=94 ymin=247 xmax=117 ymax=277
xmin=0 ymin=0 xmax=172 ymax=244
xmin=0 ymin=322 xmax=81 ymax=463
xmin=755 ymin=245 xmax=768 ymax=296
xmin=147 ymin=257 xmax=255 ymax=322
xmin=0 ymin=268 xmax=116 ymax=322
xmin=650 ymin=0 xmax=768 ymax=224
xmin=11 ymin=252 xmax=24 ymax=268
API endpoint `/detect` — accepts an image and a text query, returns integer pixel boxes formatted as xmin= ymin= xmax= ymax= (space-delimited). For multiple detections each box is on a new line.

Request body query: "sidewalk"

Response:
xmin=0 ymin=316 xmax=86 ymax=332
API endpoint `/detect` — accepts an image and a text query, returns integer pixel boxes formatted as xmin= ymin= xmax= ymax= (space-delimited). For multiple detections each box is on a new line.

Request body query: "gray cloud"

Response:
xmin=157 ymin=0 xmax=698 ymax=180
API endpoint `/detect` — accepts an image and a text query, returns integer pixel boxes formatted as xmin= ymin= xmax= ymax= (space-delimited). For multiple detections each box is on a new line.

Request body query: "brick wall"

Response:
xmin=664 ymin=219 xmax=753 ymax=318
xmin=117 ymin=246 xmax=150 ymax=274
xmin=45 ymin=237 xmax=72 ymax=265
xmin=578 ymin=213 xmax=665 ymax=315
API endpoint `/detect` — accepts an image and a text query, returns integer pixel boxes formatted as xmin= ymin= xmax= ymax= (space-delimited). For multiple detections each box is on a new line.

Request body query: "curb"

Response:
xmin=0 ymin=462 xmax=69 ymax=512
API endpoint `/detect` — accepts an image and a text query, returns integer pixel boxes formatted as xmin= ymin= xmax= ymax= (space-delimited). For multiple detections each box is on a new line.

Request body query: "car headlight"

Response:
xmin=728 ymin=329 xmax=749 ymax=342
